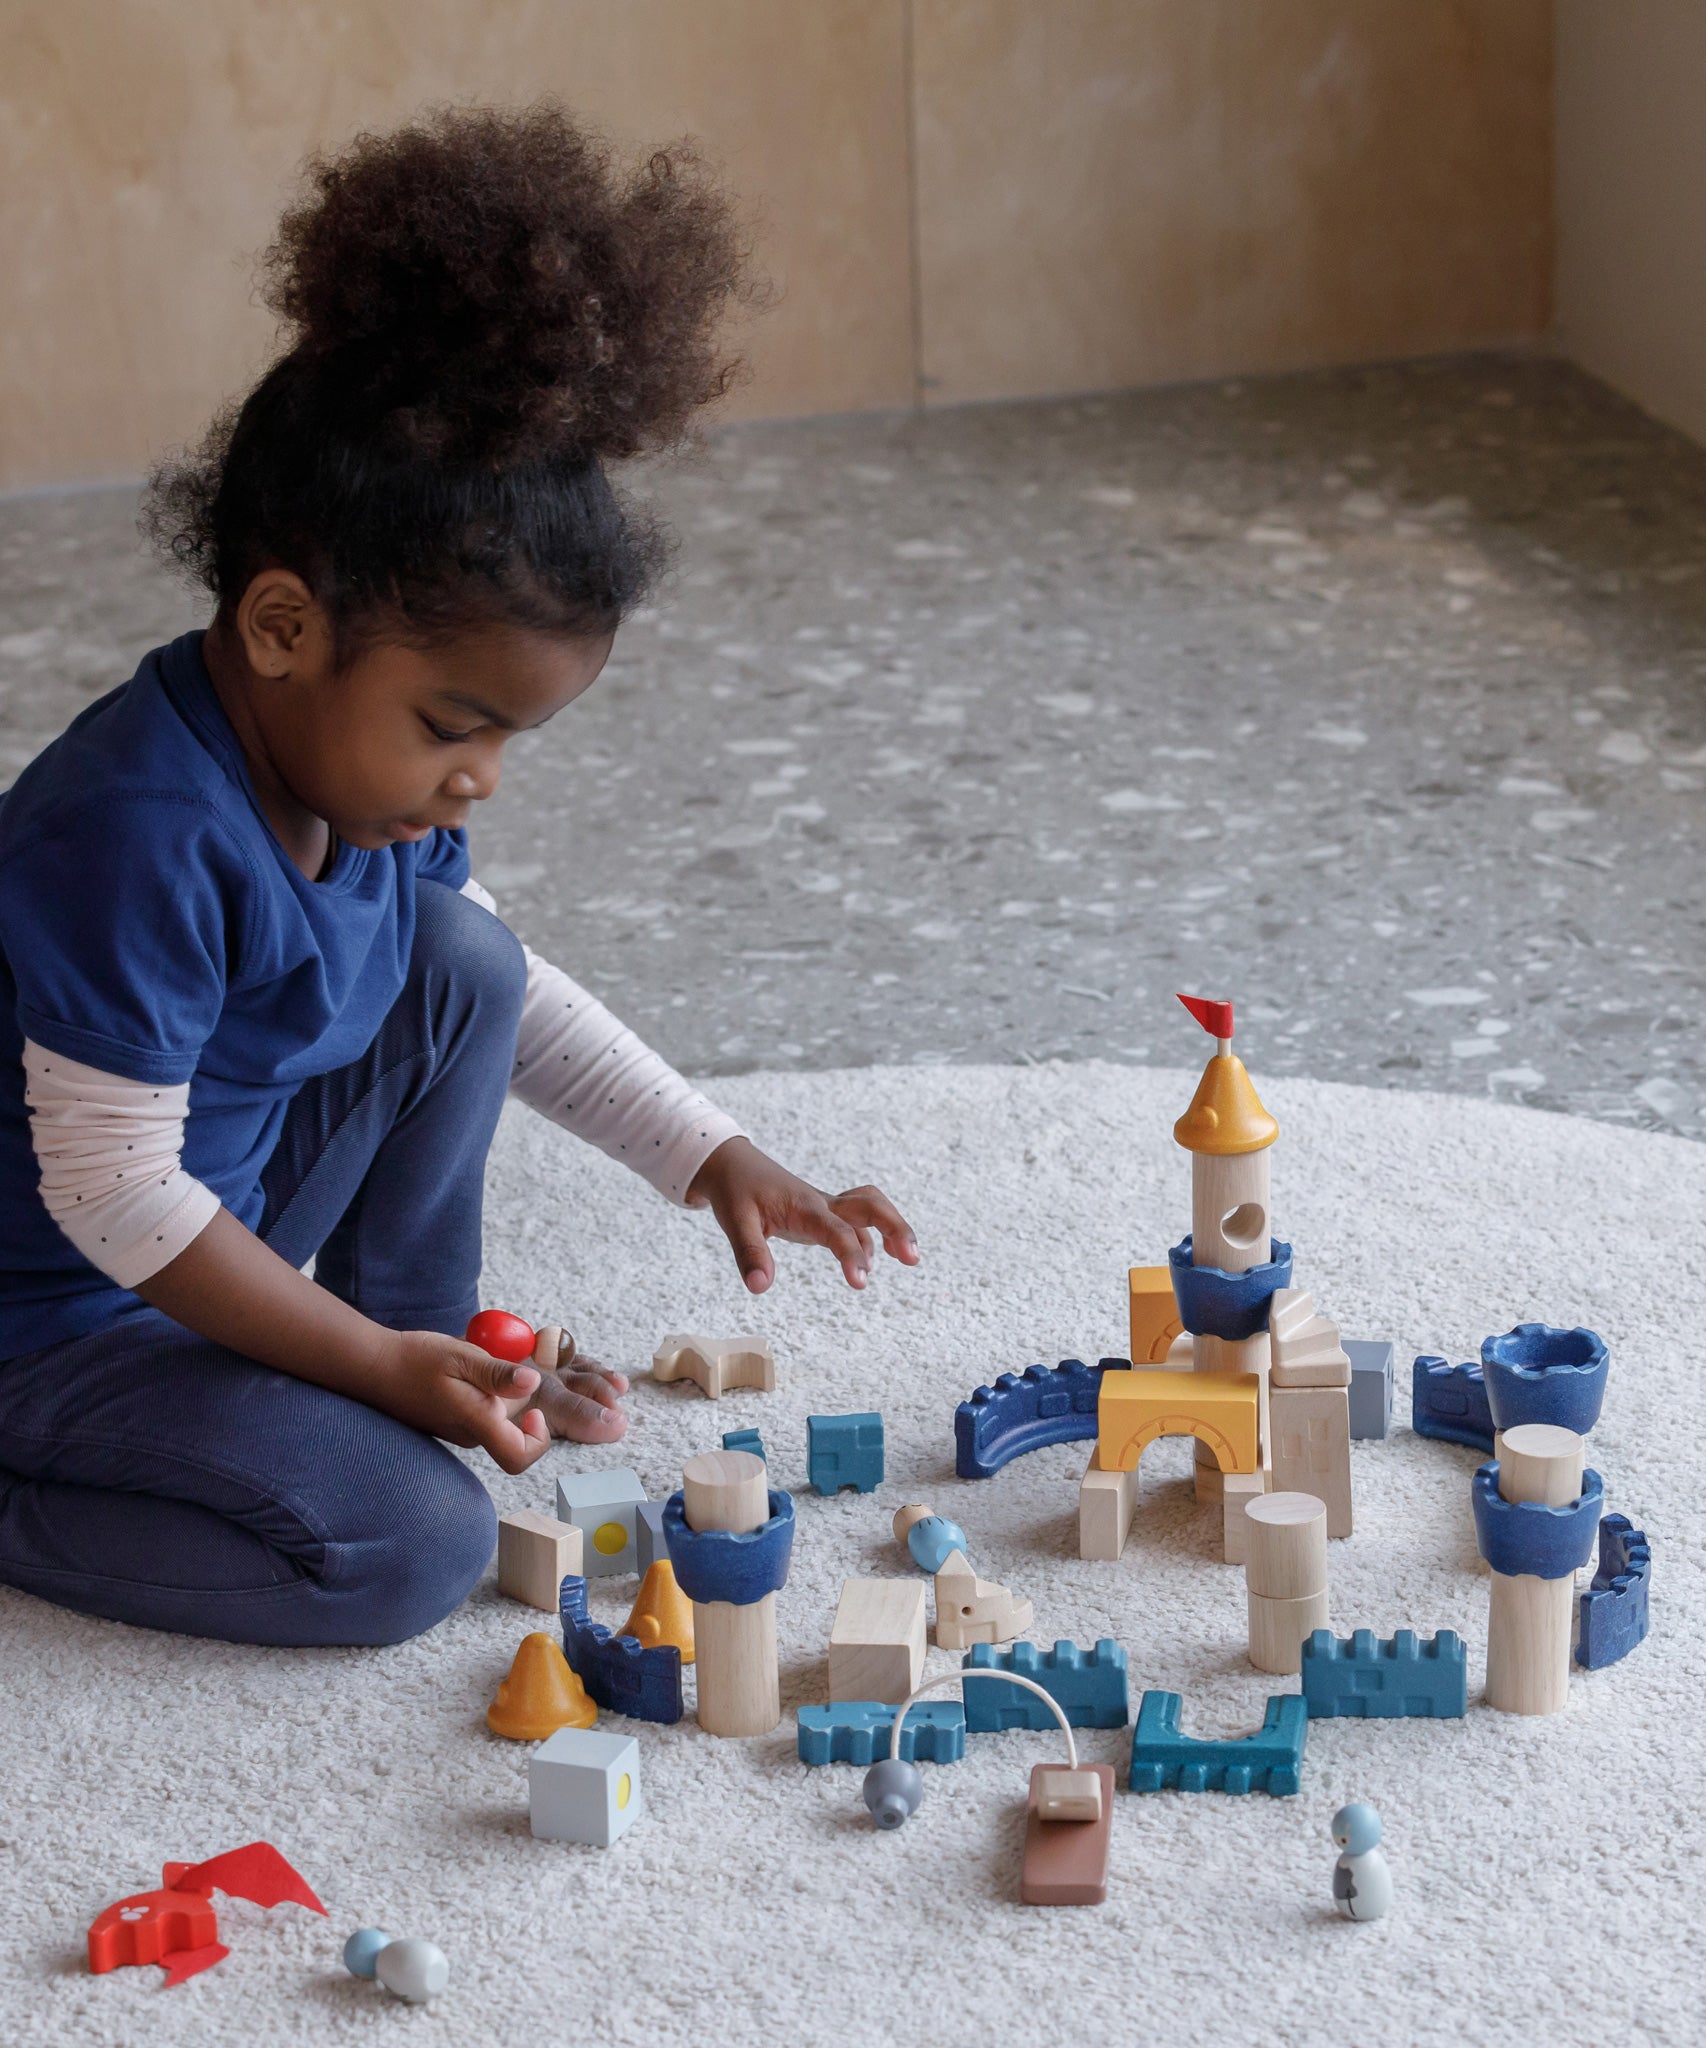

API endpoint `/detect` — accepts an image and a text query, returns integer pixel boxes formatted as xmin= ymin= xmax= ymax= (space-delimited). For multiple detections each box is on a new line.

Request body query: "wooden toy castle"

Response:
xmin=1081 ymin=994 xmax=1354 ymax=1565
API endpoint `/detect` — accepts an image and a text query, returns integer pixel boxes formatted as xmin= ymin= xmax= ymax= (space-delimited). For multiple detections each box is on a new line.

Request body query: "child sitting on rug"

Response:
xmin=0 ymin=106 xmax=915 ymax=1649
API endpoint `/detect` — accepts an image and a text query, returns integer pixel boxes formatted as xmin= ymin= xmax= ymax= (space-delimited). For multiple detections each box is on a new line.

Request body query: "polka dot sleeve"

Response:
xmin=460 ymin=879 xmax=744 ymax=1204
xmin=21 ymin=1039 xmax=221 ymax=1287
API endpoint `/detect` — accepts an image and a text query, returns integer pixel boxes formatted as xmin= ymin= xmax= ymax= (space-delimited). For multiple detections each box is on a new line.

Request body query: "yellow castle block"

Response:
xmin=1128 ymin=1266 xmax=1184 ymax=1364
xmin=1097 ymin=1368 xmax=1260 ymax=1476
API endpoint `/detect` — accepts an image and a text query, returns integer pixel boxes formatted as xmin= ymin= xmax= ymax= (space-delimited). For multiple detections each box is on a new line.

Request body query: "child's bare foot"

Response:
xmin=523 ymin=1346 xmax=630 ymax=1443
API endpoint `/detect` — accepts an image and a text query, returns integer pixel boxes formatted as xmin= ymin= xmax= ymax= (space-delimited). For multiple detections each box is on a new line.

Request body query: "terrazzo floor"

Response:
xmin=1 ymin=353 xmax=1701 ymax=1134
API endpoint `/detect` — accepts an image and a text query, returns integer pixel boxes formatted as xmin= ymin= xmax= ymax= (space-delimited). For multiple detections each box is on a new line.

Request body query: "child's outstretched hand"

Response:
xmin=377 ymin=1330 xmax=553 ymax=1474
xmin=685 ymin=1135 xmax=919 ymax=1294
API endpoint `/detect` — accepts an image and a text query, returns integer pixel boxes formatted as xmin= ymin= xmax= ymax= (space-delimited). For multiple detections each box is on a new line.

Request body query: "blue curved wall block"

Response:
xmin=954 ymin=1358 xmax=1128 ymax=1479
xmin=1577 ymin=1513 xmax=1651 ymax=1669
xmin=1481 ymin=1324 xmax=1608 ymax=1436
xmin=1411 ymin=1355 xmax=1495 ymax=1453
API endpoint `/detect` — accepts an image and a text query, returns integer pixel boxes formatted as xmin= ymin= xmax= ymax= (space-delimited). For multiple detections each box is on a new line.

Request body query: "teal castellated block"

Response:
xmin=1300 ymin=1629 xmax=1467 ymax=1719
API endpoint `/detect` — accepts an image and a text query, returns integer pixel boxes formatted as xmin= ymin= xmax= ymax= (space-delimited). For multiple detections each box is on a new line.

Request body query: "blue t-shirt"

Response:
xmin=0 ymin=630 xmax=469 ymax=1358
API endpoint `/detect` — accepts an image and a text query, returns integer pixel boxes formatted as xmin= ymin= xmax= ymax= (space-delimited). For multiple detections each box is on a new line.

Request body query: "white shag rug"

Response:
xmin=3 ymin=1063 xmax=1701 ymax=2048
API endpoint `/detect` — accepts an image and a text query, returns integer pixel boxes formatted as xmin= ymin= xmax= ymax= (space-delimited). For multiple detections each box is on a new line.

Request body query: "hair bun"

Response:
xmin=263 ymin=103 xmax=751 ymax=464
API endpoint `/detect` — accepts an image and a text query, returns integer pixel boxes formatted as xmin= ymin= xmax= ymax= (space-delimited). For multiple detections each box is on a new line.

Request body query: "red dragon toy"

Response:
xmin=87 ymin=1841 xmax=325 ymax=1985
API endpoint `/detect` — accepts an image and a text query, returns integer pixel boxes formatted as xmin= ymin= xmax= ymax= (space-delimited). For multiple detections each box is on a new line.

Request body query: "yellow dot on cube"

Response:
xmin=615 ymin=1773 xmax=632 ymax=1810
xmin=594 ymin=1520 xmax=628 ymax=1556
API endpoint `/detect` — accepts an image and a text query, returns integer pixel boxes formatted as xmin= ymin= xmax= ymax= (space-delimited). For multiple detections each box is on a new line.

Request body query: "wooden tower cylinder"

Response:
xmin=681 ymin=1449 xmax=779 ymax=1737
xmin=1485 ymin=1423 xmax=1585 ymax=1716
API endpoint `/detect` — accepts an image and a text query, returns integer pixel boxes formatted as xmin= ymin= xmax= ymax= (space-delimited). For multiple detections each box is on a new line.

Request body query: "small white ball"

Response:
xmin=374 ymin=1936 xmax=450 ymax=2003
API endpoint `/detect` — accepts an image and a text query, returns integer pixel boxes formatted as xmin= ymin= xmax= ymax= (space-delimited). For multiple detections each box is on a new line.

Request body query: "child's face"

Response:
xmin=216 ymin=574 xmax=614 ymax=851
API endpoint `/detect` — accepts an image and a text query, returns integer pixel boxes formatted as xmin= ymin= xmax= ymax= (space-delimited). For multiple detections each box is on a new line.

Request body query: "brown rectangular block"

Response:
xmin=1020 ymin=1762 xmax=1115 ymax=1906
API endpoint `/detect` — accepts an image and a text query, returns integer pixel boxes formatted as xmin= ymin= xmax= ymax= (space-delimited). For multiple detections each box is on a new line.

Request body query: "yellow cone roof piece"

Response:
xmin=487 ymin=1631 xmax=597 ymax=1740
xmin=1173 ymin=1053 xmax=1279 ymax=1156
xmin=619 ymin=1560 xmax=696 ymax=1665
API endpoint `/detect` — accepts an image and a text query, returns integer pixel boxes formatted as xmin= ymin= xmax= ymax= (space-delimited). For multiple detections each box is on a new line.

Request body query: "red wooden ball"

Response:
xmin=464 ymin=1310 xmax=537 ymax=1363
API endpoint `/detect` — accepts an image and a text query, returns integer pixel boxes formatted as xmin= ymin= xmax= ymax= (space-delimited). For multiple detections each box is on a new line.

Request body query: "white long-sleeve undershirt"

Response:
xmin=23 ymin=878 xmax=743 ymax=1289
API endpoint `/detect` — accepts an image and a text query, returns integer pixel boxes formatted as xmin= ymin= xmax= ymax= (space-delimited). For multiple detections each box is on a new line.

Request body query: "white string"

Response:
xmin=889 ymin=1667 xmax=1078 ymax=1768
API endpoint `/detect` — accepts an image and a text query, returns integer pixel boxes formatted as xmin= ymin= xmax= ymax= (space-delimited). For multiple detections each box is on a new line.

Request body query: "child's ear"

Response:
xmin=233 ymin=570 xmax=331 ymax=679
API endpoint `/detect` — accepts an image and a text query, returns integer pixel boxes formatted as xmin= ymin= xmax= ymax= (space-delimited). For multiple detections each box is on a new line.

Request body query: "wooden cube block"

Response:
xmin=828 ymin=1578 xmax=927 ymax=1704
xmin=1220 ymin=1471 xmax=1268 ymax=1565
xmin=529 ymin=1727 xmax=642 ymax=1847
xmin=1079 ymin=1445 xmax=1139 ymax=1561
xmin=497 ymin=1510 xmax=585 ymax=1611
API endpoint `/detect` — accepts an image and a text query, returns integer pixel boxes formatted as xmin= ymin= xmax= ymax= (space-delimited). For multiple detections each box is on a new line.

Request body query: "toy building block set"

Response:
xmin=454 ymin=994 xmax=1653 ymax=1932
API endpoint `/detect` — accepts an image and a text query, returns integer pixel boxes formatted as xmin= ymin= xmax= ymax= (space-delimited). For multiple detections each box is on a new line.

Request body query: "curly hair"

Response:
xmin=144 ymin=103 xmax=756 ymax=646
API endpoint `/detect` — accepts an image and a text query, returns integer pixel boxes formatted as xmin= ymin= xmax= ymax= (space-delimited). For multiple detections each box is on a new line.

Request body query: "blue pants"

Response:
xmin=0 ymin=883 xmax=525 ymax=1646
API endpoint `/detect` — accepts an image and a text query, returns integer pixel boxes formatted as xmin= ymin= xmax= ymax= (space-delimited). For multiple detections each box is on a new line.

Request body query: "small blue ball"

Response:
xmin=906 ymin=1515 xmax=967 ymax=1574
xmin=344 ymin=1927 xmax=394 ymax=1980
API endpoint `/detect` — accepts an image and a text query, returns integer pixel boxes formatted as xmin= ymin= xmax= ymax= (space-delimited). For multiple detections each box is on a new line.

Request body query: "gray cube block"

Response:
xmin=529 ymin=1727 xmax=642 ymax=1847
xmin=635 ymin=1499 xmax=669 ymax=1575
xmin=1344 ymin=1340 xmax=1394 ymax=1441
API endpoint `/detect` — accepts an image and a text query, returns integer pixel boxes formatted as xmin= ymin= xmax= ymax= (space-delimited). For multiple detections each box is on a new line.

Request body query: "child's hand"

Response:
xmin=512 ymin=1335 xmax=630 ymax=1445
xmin=376 ymin=1329 xmax=552 ymax=1474
xmin=685 ymin=1135 xmax=920 ymax=1294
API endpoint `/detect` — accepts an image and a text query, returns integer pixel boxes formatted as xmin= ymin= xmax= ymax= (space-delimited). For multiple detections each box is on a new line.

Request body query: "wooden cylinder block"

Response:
xmin=682 ymin=1450 xmax=778 ymax=1738
xmin=1244 ymin=1491 xmax=1326 ymax=1598
xmin=1485 ymin=1424 xmax=1585 ymax=1717
xmin=1247 ymin=1588 xmax=1330 ymax=1674
xmin=1191 ymin=1149 xmax=1272 ymax=1274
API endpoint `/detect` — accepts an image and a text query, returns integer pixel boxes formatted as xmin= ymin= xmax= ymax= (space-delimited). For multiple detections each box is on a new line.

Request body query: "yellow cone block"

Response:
xmin=488 ymin=1631 xmax=597 ymax=1740
xmin=1097 ymin=1367 xmax=1260 ymax=1476
xmin=619 ymin=1561 xmax=696 ymax=1664
xmin=1128 ymin=1265 xmax=1184 ymax=1364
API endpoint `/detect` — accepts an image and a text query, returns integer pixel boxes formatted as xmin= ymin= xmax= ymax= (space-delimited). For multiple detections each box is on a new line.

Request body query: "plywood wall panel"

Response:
xmin=0 ymin=0 xmax=915 ymax=490
xmin=1555 ymin=1 xmax=1706 ymax=447
xmin=911 ymin=0 xmax=1552 ymax=405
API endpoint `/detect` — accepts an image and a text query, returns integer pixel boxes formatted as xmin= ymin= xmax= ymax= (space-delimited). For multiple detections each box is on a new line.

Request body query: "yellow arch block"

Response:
xmin=1128 ymin=1266 xmax=1184 ymax=1365
xmin=1097 ymin=1368 xmax=1260 ymax=1476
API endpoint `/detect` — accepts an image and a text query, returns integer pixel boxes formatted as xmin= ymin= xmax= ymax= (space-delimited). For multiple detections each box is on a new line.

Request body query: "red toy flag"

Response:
xmin=174 ymin=1842 xmax=327 ymax=1916
xmin=88 ymin=1842 xmax=323 ymax=1984
xmin=1176 ymin=992 xmax=1235 ymax=1040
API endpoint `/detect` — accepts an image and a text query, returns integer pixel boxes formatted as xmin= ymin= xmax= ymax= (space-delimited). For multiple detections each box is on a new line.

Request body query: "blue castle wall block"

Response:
xmin=1577 ymin=1513 xmax=1651 ymax=1670
xmin=1472 ymin=1462 xmax=1603 ymax=1578
xmin=1344 ymin=1340 xmax=1394 ymax=1441
xmin=1411 ymin=1354 xmax=1495 ymax=1453
xmin=558 ymin=1573 xmax=684 ymax=1724
xmin=1481 ymin=1324 xmax=1609 ymax=1437
xmin=954 ymin=1358 xmax=1130 ymax=1480
xmin=796 ymin=1700 xmax=967 ymax=1766
xmin=1168 ymin=1235 xmax=1294 ymax=1342
xmin=1127 ymin=1691 xmax=1307 ymax=1796
xmin=1300 ymin=1629 xmax=1467 ymax=1719
xmin=807 ymin=1412 xmax=884 ymax=1494
xmin=961 ymin=1640 xmax=1130 ymax=1730
xmin=721 ymin=1427 xmax=767 ymax=1463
